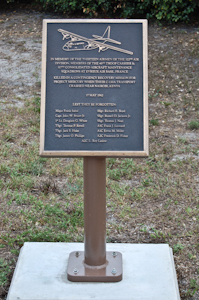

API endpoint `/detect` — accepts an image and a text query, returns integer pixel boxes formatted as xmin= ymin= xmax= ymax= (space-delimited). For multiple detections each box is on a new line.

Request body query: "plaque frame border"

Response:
xmin=40 ymin=19 xmax=148 ymax=158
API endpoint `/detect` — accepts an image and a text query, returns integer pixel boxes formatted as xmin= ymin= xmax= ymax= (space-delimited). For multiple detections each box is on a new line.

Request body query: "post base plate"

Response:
xmin=67 ymin=251 xmax=122 ymax=282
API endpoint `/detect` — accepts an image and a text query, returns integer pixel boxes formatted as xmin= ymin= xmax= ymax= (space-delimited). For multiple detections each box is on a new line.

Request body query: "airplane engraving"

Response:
xmin=58 ymin=26 xmax=133 ymax=55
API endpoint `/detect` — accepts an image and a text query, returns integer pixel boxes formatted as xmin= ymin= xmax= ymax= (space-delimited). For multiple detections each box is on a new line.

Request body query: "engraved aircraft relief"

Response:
xmin=58 ymin=26 xmax=133 ymax=55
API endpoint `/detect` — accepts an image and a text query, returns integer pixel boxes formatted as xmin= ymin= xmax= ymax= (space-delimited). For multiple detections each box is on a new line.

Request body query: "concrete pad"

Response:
xmin=7 ymin=242 xmax=181 ymax=300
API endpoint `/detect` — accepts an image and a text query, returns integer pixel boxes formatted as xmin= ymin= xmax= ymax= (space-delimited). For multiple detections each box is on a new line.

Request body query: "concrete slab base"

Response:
xmin=7 ymin=242 xmax=181 ymax=300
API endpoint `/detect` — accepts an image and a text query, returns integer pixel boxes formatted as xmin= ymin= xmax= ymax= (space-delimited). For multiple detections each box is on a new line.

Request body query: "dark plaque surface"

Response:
xmin=40 ymin=20 xmax=148 ymax=157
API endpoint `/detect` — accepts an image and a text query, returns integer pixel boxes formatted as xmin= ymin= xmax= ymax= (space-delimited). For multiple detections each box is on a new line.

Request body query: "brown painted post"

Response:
xmin=67 ymin=156 xmax=122 ymax=281
xmin=84 ymin=157 xmax=106 ymax=266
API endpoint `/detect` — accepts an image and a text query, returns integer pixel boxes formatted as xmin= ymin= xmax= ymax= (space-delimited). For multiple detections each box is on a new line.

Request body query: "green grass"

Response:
xmin=0 ymin=259 xmax=12 ymax=286
xmin=173 ymin=243 xmax=184 ymax=253
xmin=188 ymin=120 xmax=199 ymax=130
xmin=186 ymin=278 xmax=199 ymax=297
xmin=149 ymin=119 xmax=159 ymax=126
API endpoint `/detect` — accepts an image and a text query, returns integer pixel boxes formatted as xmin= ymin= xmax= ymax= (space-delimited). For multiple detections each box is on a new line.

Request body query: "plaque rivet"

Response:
xmin=112 ymin=251 xmax=117 ymax=257
xmin=111 ymin=268 xmax=117 ymax=275
xmin=75 ymin=251 xmax=80 ymax=257
xmin=73 ymin=268 xmax=79 ymax=274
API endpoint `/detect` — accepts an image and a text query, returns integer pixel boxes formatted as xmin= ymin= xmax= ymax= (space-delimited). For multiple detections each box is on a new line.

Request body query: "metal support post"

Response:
xmin=84 ymin=157 xmax=106 ymax=267
xmin=67 ymin=157 xmax=122 ymax=282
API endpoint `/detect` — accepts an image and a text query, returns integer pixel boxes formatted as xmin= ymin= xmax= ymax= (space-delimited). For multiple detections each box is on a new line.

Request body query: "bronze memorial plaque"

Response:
xmin=40 ymin=20 xmax=148 ymax=157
